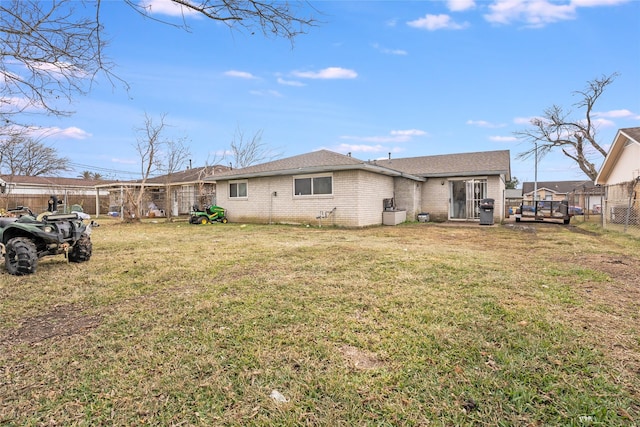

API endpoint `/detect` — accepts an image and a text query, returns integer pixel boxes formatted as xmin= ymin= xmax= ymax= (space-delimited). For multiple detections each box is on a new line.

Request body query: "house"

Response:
xmin=595 ymin=127 xmax=640 ymax=186
xmin=521 ymin=180 xmax=604 ymax=214
xmin=210 ymin=149 xmax=511 ymax=227
xmin=0 ymin=174 xmax=107 ymax=215
xmin=95 ymin=165 xmax=229 ymax=217
xmin=595 ymin=127 xmax=640 ymax=225
xmin=521 ymin=180 xmax=592 ymax=202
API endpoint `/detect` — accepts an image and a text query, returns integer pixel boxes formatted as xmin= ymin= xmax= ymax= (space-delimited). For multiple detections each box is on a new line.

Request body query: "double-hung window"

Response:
xmin=229 ymin=180 xmax=248 ymax=198
xmin=294 ymin=175 xmax=332 ymax=196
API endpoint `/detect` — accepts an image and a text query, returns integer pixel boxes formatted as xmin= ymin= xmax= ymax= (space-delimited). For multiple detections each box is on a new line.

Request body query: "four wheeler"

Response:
xmin=189 ymin=204 xmax=228 ymax=225
xmin=0 ymin=206 xmax=92 ymax=275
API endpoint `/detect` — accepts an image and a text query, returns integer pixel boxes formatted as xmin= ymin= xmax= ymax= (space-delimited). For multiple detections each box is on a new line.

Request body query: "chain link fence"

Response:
xmin=569 ymin=179 xmax=640 ymax=237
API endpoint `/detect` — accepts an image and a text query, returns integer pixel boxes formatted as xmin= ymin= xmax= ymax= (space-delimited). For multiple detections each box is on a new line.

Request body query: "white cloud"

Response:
xmin=249 ymin=89 xmax=283 ymax=97
xmin=138 ymin=0 xmax=198 ymax=17
xmin=513 ymin=116 xmax=541 ymax=125
xmin=111 ymin=157 xmax=137 ymax=165
xmin=489 ymin=135 xmax=518 ymax=142
xmin=341 ymin=129 xmax=427 ymax=144
xmin=447 ymin=0 xmax=476 ymax=12
xmin=292 ymin=67 xmax=358 ymax=79
xmin=335 ymin=143 xmax=388 ymax=153
xmin=48 ymin=126 xmax=92 ymax=140
xmin=594 ymin=109 xmax=637 ymax=119
xmin=483 ymin=0 xmax=626 ymax=27
xmin=571 ymin=0 xmax=630 ymax=6
xmin=407 ymin=14 xmax=469 ymax=31
xmin=224 ymin=70 xmax=258 ymax=79
xmin=390 ymin=129 xmax=427 ymax=137
xmin=15 ymin=125 xmax=92 ymax=140
xmin=277 ymin=77 xmax=306 ymax=87
xmin=372 ymin=43 xmax=408 ymax=56
xmin=466 ymin=119 xmax=507 ymax=128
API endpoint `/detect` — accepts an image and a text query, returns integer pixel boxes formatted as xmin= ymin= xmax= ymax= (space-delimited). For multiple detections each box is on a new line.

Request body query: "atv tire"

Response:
xmin=68 ymin=234 xmax=92 ymax=263
xmin=5 ymin=237 xmax=38 ymax=275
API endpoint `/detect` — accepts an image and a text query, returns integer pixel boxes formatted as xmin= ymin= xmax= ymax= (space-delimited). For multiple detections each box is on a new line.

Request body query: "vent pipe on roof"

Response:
xmin=347 ymin=152 xmax=351 ymax=157
xmin=388 ymin=152 xmax=391 ymax=160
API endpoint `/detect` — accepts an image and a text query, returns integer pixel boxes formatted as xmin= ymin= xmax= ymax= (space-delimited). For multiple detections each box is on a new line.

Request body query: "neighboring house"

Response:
xmin=595 ymin=127 xmax=640 ymax=225
xmin=0 ymin=174 xmax=107 ymax=215
xmin=595 ymin=127 xmax=640 ymax=186
xmin=521 ymin=180 xmax=595 ymax=202
xmin=96 ymin=165 xmax=229 ymax=217
xmin=505 ymin=188 xmax=523 ymax=215
xmin=210 ymin=149 xmax=511 ymax=227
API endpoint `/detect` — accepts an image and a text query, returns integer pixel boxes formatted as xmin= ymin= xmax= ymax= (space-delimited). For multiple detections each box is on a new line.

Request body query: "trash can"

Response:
xmin=417 ymin=212 xmax=430 ymax=223
xmin=479 ymin=198 xmax=494 ymax=225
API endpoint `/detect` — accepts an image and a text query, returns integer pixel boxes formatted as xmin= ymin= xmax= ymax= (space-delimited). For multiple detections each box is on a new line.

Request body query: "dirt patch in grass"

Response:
xmin=339 ymin=345 xmax=386 ymax=370
xmin=0 ymin=304 xmax=101 ymax=346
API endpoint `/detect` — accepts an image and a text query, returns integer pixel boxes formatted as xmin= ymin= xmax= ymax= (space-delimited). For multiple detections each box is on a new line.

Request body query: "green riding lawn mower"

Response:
xmin=189 ymin=204 xmax=228 ymax=225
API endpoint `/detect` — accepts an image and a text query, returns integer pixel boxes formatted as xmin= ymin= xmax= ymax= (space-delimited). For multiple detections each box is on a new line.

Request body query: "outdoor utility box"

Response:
xmin=479 ymin=198 xmax=495 ymax=225
xmin=417 ymin=213 xmax=430 ymax=223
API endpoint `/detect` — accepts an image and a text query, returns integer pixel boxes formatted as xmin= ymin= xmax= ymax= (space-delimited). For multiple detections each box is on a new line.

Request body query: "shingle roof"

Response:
xmin=621 ymin=127 xmax=640 ymax=142
xmin=522 ymin=180 xmax=595 ymax=195
xmin=0 ymin=174 xmax=108 ymax=188
xmin=211 ymin=149 xmax=511 ymax=181
xmin=375 ymin=150 xmax=511 ymax=178
xmin=215 ymin=150 xmax=363 ymax=177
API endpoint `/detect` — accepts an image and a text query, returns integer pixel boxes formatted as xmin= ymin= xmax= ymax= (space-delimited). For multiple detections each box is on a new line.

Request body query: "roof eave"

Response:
xmin=209 ymin=163 xmax=426 ymax=182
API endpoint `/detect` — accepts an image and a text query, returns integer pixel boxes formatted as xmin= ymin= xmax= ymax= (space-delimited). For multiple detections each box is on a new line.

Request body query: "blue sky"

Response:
xmin=30 ymin=0 xmax=640 ymax=183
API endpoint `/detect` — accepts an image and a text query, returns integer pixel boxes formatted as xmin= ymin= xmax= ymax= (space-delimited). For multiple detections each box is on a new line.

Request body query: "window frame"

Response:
xmin=229 ymin=180 xmax=248 ymax=199
xmin=293 ymin=173 xmax=333 ymax=197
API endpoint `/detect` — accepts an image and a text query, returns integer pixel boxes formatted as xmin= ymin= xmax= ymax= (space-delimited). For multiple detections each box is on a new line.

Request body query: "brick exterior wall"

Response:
xmin=420 ymin=176 xmax=506 ymax=222
xmin=217 ymin=170 xmax=395 ymax=227
xmin=217 ymin=171 xmax=507 ymax=226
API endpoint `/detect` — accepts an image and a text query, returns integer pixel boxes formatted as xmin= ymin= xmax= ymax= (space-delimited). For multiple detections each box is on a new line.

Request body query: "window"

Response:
xmin=294 ymin=175 xmax=332 ymax=196
xmin=229 ymin=181 xmax=247 ymax=198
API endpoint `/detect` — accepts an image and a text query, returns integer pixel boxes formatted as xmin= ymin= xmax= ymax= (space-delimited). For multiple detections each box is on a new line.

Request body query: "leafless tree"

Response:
xmin=230 ymin=127 xmax=281 ymax=168
xmin=515 ymin=73 xmax=618 ymax=180
xmin=0 ymin=132 xmax=70 ymax=176
xmin=0 ymin=1 xmax=116 ymax=121
xmin=160 ymin=137 xmax=191 ymax=220
xmin=125 ymin=0 xmax=316 ymax=41
xmin=127 ymin=112 xmax=167 ymax=219
xmin=1 ymin=1 xmax=316 ymax=124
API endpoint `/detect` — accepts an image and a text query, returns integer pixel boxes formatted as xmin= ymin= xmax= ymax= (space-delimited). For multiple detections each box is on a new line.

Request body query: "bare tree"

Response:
xmin=230 ymin=127 xmax=281 ymax=168
xmin=160 ymin=137 xmax=191 ymax=220
xmin=515 ymin=73 xmax=618 ymax=180
xmin=1 ymin=1 xmax=316 ymax=124
xmin=0 ymin=1 xmax=116 ymax=121
xmin=127 ymin=113 xmax=167 ymax=219
xmin=125 ymin=0 xmax=316 ymax=41
xmin=0 ymin=132 xmax=70 ymax=176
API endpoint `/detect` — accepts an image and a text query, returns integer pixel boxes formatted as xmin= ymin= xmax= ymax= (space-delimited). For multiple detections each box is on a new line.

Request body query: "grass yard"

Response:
xmin=1 ymin=219 xmax=639 ymax=426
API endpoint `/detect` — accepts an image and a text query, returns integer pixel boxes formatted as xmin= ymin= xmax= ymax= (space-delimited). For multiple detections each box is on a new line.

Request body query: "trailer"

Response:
xmin=515 ymin=200 xmax=572 ymax=225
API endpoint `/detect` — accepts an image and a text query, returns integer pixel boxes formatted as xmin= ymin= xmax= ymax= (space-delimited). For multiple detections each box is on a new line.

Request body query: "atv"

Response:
xmin=0 ymin=206 xmax=92 ymax=275
xmin=189 ymin=204 xmax=228 ymax=224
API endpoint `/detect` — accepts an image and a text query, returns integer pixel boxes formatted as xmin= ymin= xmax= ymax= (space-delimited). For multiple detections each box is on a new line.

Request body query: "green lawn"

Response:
xmin=1 ymin=220 xmax=638 ymax=426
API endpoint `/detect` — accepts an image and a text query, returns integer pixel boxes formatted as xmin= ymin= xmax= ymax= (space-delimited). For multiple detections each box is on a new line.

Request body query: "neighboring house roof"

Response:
xmin=95 ymin=165 xmax=230 ymax=188
xmin=0 ymin=174 xmax=108 ymax=188
xmin=375 ymin=150 xmax=511 ymax=180
xmin=521 ymin=180 xmax=595 ymax=195
xmin=210 ymin=150 xmax=426 ymax=181
xmin=505 ymin=189 xmax=523 ymax=199
xmin=595 ymin=127 xmax=640 ymax=185
xmin=210 ymin=149 xmax=510 ymax=181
